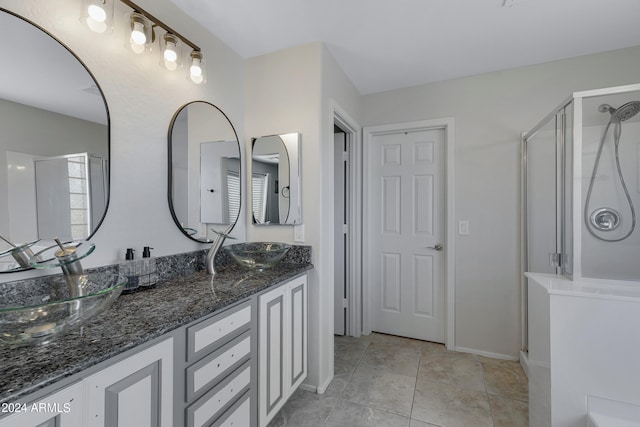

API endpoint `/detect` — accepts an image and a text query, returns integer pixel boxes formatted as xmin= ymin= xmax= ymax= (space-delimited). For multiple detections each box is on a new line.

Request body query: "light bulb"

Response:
xmin=190 ymin=61 xmax=202 ymax=77
xmin=164 ymin=46 xmax=177 ymax=62
xmin=87 ymin=4 xmax=106 ymax=22
xmin=85 ymin=1 xmax=108 ymax=33
xmin=163 ymin=34 xmax=178 ymax=62
xmin=131 ymin=21 xmax=146 ymax=45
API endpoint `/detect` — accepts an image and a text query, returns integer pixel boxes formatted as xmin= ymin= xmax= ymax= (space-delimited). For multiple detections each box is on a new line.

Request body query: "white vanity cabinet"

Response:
xmin=0 ymin=338 xmax=173 ymax=427
xmin=0 ymin=271 xmax=309 ymax=427
xmin=0 ymin=381 xmax=84 ymax=427
xmin=85 ymin=338 xmax=174 ymax=427
xmin=258 ymin=274 xmax=307 ymax=427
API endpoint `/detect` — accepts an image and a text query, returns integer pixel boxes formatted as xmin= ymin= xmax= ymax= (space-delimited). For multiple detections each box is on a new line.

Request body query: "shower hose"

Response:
xmin=584 ymin=120 xmax=636 ymax=242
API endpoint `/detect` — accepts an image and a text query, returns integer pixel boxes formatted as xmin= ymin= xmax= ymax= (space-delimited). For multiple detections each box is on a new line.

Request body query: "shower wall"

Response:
xmin=581 ymin=120 xmax=640 ymax=280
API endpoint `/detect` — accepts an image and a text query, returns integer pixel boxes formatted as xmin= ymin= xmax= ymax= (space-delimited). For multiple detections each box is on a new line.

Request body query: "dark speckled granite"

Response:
xmin=0 ymin=248 xmax=312 ymax=405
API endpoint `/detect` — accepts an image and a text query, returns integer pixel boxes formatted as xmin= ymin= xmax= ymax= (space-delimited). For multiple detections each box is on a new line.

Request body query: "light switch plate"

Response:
xmin=294 ymin=224 xmax=305 ymax=242
xmin=459 ymin=220 xmax=470 ymax=235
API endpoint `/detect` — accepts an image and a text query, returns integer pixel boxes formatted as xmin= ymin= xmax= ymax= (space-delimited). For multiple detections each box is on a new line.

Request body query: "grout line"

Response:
xmin=408 ymin=343 xmax=421 ymax=425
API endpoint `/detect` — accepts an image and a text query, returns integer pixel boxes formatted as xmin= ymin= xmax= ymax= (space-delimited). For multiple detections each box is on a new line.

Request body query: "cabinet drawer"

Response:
xmin=187 ymin=302 xmax=252 ymax=361
xmin=186 ymin=363 xmax=251 ymax=427
xmin=186 ymin=331 xmax=251 ymax=401
xmin=211 ymin=390 xmax=252 ymax=427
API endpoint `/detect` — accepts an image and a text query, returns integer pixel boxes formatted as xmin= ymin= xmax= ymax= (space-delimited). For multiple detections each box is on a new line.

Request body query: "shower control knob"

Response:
xmin=427 ymin=244 xmax=443 ymax=251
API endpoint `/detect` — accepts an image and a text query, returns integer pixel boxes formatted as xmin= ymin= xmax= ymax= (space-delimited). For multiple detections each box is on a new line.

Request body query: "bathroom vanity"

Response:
xmin=0 ymin=263 xmax=311 ymax=427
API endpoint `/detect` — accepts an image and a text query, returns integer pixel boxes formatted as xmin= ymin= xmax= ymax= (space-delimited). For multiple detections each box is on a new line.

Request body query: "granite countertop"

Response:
xmin=0 ymin=262 xmax=312 ymax=405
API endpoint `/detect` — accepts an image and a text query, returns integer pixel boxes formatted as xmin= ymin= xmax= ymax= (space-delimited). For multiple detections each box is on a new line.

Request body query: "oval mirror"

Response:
xmin=0 ymin=9 xmax=110 ymax=273
xmin=252 ymin=133 xmax=301 ymax=225
xmin=168 ymin=102 xmax=241 ymax=242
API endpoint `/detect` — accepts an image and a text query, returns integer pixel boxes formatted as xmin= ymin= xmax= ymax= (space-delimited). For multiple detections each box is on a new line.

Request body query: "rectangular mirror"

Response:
xmin=251 ymin=133 xmax=301 ymax=225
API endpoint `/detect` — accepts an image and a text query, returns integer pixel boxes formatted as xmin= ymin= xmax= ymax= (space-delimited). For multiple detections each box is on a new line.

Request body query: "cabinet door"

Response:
xmin=258 ymin=284 xmax=286 ymax=425
xmin=0 ymin=382 xmax=84 ymax=427
xmin=85 ymin=338 xmax=173 ymax=427
xmin=258 ymin=275 xmax=308 ymax=427
xmin=288 ymin=278 xmax=307 ymax=391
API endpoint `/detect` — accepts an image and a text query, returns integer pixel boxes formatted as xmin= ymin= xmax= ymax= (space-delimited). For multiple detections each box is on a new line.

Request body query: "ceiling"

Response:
xmin=171 ymin=0 xmax=640 ymax=95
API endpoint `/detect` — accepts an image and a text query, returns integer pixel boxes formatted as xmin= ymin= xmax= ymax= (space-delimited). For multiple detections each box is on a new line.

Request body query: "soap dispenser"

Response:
xmin=119 ymin=248 xmax=139 ymax=291
xmin=140 ymin=246 xmax=157 ymax=287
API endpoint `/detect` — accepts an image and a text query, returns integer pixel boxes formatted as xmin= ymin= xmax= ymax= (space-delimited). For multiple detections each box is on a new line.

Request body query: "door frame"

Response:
xmin=332 ymin=101 xmax=363 ymax=337
xmin=363 ymin=118 xmax=456 ymax=349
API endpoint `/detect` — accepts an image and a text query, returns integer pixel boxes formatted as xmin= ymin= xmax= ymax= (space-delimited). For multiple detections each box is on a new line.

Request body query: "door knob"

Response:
xmin=207 ymin=189 xmax=215 ymax=193
xmin=427 ymin=244 xmax=443 ymax=251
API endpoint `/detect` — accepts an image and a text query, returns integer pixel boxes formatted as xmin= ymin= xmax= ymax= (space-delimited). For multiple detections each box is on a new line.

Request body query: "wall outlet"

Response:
xmin=294 ymin=224 xmax=305 ymax=242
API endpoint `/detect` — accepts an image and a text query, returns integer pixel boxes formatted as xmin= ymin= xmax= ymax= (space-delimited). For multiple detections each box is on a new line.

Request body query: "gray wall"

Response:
xmin=362 ymin=45 xmax=640 ymax=358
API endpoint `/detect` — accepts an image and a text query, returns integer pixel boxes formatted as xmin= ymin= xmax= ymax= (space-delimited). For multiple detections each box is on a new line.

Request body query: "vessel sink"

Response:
xmin=225 ymin=242 xmax=291 ymax=270
xmin=0 ymin=274 xmax=127 ymax=347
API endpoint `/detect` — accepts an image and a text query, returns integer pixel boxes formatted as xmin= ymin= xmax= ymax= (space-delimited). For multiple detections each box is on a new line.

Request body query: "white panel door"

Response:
xmin=369 ymin=128 xmax=445 ymax=342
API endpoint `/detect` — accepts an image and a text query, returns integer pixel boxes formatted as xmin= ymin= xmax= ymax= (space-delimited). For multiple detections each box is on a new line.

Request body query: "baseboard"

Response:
xmin=454 ymin=345 xmax=519 ymax=361
xmin=315 ymin=373 xmax=334 ymax=394
xmin=298 ymin=383 xmax=317 ymax=393
xmin=519 ymin=350 xmax=529 ymax=378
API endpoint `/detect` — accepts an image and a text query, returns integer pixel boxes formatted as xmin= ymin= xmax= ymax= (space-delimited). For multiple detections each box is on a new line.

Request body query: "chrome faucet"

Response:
xmin=207 ymin=224 xmax=235 ymax=276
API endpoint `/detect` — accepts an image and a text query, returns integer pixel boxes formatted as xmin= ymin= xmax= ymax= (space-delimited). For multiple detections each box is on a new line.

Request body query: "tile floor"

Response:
xmin=268 ymin=333 xmax=528 ymax=427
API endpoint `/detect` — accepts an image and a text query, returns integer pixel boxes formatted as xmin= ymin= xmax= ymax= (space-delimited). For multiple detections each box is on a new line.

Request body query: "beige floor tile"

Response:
xmin=325 ymin=356 xmax=358 ymax=397
xmin=360 ymin=341 xmax=421 ymax=377
xmin=267 ymin=389 xmax=339 ymax=427
xmin=325 ymin=400 xmax=411 ymax=427
xmin=489 ymin=394 xmax=529 ymax=427
xmin=418 ymin=350 xmax=485 ymax=391
xmin=272 ymin=336 xmax=531 ymax=427
xmin=480 ymin=357 xmax=528 ymax=401
xmin=421 ymin=341 xmax=448 ymax=355
xmin=335 ymin=336 xmax=369 ymax=362
xmin=412 ymin=378 xmax=494 ymax=427
xmin=342 ymin=364 xmax=417 ymax=416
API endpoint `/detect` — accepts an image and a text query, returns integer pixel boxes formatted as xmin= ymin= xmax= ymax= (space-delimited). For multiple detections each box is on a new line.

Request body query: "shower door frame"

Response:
xmin=521 ymin=101 xmax=569 ymax=352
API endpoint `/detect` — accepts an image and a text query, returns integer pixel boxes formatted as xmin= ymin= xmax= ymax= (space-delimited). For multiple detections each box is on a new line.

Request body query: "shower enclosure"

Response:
xmin=522 ymin=83 xmax=640 ymax=346
xmin=524 ymin=83 xmax=640 ymax=281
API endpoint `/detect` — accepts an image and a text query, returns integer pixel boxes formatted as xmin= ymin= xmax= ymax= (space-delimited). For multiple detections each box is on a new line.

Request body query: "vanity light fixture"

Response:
xmin=163 ymin=33 xmax=178 ymax=62
xmin=129 ymin=12 xmax=147 ymax=45
xmin=162 ymin=33 xmax=180 ymax=71
xmin=82 ymin=0 xmax=205 ymax=84
xmin=189 ymin=51 xmax=204 ymax=84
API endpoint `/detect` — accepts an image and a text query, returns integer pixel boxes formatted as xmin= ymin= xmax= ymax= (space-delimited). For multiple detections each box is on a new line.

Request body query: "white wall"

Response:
xmin=0 ymin=0 xmax=246 ymax=280
xmin=363 ymin=45 xmax=640 ymax=358
xmin=245 ymin=42 xmax=324 ymax=389
xmin=245 ymin=42 xmax=362 ymax=392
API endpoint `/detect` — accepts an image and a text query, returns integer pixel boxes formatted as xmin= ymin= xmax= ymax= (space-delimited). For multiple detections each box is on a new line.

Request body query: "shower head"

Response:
xmin=598 ymin=101 xmax=640 ymax=122
xmin=613 ymin=101 xmax=640 ymax=122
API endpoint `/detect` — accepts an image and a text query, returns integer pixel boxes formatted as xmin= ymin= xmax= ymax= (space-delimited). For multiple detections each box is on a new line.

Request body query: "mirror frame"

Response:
xmin=0 ymin=9 xmax=111 ymax=273
xmin=167 ymin=101 xmax=241 ymax=242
